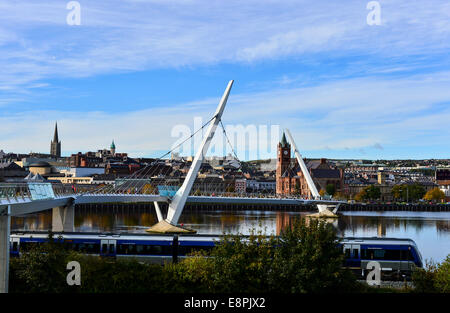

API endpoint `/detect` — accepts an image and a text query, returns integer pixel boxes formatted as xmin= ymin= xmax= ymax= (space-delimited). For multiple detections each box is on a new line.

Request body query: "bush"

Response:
xmin=209 ymin=230 xmax=277 ymax=293
xmin=162 ymin=251 xmax=214 ymax=293
xmin=10 ymin=221 xmax=361 ymax=293
xmin=170 ymin=219 xmax=360 ymax=293
xmin=270 ymin=218 xmax=359 ymax=293
xmin=435 ymin=256 xmax=450 ymax=292
xmin=412 ymin=256 xmax=450 ymax=293
xmin=71 ymin=253 xmax=164 ymax=293
xmin=9 ymin=233 xmax=72 ymax=293
xmin=9 ymin=232 xmax=165 ymax=293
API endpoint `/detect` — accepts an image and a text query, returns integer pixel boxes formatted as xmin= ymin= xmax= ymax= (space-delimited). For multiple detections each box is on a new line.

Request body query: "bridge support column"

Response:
xmin=0 ymin=206 xmax=11 ymax=293
xmin=147 ymin=81 xmax=234 ymax=234
xmin=154 ymin=202 xmax=163 ymax=222
xmin=52 ymin=204 xmax=74 ymax=232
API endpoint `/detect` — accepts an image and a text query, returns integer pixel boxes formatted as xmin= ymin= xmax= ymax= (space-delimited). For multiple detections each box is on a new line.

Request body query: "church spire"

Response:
xmin=50 ymin=122 xmax=61 ymax=157
xmin=53 ymin=122 xmax=59 ymax=143
xmin=280 ymin=132 xmax=288 ymax=148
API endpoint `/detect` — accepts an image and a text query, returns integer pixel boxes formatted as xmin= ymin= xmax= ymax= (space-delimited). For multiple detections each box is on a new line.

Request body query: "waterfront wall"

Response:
xmin=73 ymin=202 xmax=450 ymax=212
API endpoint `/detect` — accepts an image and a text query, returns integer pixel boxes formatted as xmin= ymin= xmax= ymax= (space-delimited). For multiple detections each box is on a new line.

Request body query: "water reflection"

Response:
xmin=11 ymin=209 xmax=450 ymax=263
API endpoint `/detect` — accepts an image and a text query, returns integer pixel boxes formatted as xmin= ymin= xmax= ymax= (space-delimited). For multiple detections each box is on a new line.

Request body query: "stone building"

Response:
xmin=276 ymin=132 xmax=343 ymax=198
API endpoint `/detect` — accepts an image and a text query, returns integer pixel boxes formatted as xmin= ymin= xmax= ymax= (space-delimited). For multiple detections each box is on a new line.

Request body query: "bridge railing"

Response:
xmin=187 ymin=190 xmax=309 ymax=200
xmin=0 ymin=182 xmax=87 ymax=203
xmin=0 ymin=183 xmax=32 ymax=202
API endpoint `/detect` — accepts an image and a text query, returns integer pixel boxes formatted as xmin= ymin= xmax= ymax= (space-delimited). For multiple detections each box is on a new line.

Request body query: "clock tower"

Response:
xmin=276 ymin=132 xmax=291 ymax=194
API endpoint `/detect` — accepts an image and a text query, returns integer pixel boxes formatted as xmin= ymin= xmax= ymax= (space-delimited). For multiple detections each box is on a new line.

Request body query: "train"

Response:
xmin=9 ymin=231 xmax=423 ymax=280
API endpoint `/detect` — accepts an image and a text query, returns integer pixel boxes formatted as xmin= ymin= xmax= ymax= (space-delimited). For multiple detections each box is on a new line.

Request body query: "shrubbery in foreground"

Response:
xmin=412 ymin=256 xmax=450 ymax=293
xmin=10 ymin=219 xmax=448 ymax=293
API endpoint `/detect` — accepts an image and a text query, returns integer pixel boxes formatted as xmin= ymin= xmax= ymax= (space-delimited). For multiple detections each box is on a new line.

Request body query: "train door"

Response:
xmin=344 ymin=244 xmax=360 ymax=268
xmin=100 ymin=240 xmax=116 ymax=257
xmin=351 ymin=244 xmax=361 ymax=266
xmin=10 ymin=237 xmax=20 ymax=256
xmin=399 ymin=247 xmax=412 ymax=274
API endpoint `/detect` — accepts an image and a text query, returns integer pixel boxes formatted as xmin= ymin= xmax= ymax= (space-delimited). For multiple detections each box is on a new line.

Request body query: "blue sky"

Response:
xmin=0 ymin=0 xmax=449 ymax=160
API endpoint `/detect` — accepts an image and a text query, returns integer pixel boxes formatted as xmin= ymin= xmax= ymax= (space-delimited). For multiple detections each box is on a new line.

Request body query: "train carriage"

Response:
xmin=9 ymin=232 xmax=423 ymax=280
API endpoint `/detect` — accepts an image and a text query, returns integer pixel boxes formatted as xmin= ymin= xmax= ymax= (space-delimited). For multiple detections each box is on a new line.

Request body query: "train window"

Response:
xmin=400 ymin=250 xmax=409 ymax=261
xmin=344 ymin=248 xmax=351 ymax=258
xmin=12 ymin=242 xmax=18 ymax=252
xmin=361 ymin=249 xmax=374 ymax=259
xmin=364 ymin=249 xmax=373 ymax=259
xmin=149 ymin=245 xmax=162 ymax=255
xmin=373 ymin=249 xmax=385 ymax=259
xmin=402 ymin=249 xmax=415 ymax=261
xmin=136 ymin=245 xmax=145 ymax=255
xmin=353 ymin=249 xmax=359 ymax=259
xmin=109 ymin=244 xmax=115 ymax=254
xmin=135 ymin=245 xmax=155 ymax=255
xmin=161 ymin=245 xmax=172 ymax=255
xmin=102 ymin=243 xmax=108 ymax=253
xmin=118 ymin=244 xmax=135 ymax=255
xmin=85 ymin=243 xmax=100 ymax=254
xmin=362 ymin=249 xmax=403 ymax=260
xmin=383 ymin=249 xmax=401 ymax=260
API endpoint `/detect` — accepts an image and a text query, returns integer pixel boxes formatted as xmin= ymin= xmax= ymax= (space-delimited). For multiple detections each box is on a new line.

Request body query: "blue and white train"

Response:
xmin=340 ymin=237 xmax=423 ymax=280
xmin=9 ymin=232 xmax=423 ymax=280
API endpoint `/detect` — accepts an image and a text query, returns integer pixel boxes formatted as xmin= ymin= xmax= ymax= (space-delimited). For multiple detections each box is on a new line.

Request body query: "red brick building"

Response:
xmin=276 ymin=133 xmax=343 ymax=198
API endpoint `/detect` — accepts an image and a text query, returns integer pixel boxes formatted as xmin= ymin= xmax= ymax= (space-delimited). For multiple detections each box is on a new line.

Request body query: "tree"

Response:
xmin=365 ymin=185 xmax=381 ymax=200
xmin=9 ymin=232 xmax=165 ymax=293
xmin=354 ymin=185 xmax=381 ymax=202
xmin=392 ymin=184 xmax=426 ymax=202
xmin=392 ymin=185 xmax=403 ymax=200
xmin=354 ymin=189 xmax=367 ymax=202
xmin=269 ymin=219 xmax=358 ymax=293
xmin=413 ymin=255 xmax=450 ymax=293
xmin=208 ymin=231 xmax=277 ymax=293
xmin=333 ymin=191 xmax=347 ymax=201
xmin=423 ymin=187 xmax=445 ymax=202
xmin=9 ymin=232 xmax=72 ymax=293
xmin=326 ymin=184 xmax=336 ymax=196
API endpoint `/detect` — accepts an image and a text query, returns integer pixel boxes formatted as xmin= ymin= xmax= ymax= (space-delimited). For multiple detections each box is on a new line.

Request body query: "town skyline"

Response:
xmin=1 ymin=121 xmax=450 ymax=164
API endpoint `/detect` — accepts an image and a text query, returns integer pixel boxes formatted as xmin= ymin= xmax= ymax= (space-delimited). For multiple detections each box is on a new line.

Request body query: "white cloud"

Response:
xmin=0 ymin=72 xmax=449 ymax=159
xmin=1 ymin=0 xmax=450 ymax=95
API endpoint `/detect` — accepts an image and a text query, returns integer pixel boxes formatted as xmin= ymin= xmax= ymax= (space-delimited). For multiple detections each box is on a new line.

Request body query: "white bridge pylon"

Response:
xmin=285 ymin=129 xmax=339 ymax=216
xmin=165 ymin=80 xmax=234 ymax=226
